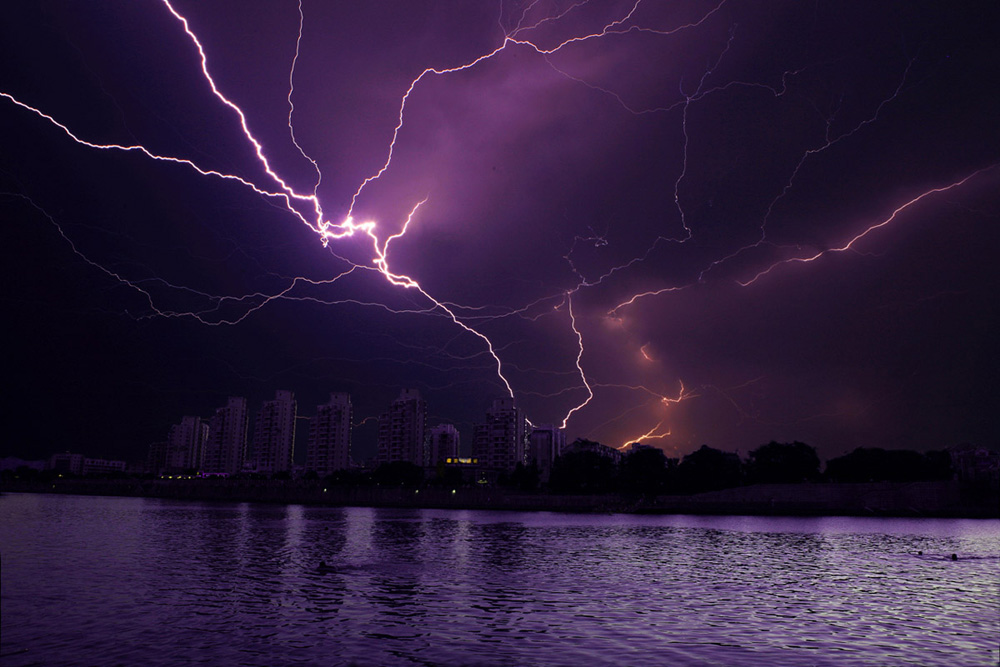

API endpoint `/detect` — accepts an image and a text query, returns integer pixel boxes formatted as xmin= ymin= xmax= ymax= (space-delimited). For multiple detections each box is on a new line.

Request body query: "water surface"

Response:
xmin=2 ymin=493 xmax=997 ymax=665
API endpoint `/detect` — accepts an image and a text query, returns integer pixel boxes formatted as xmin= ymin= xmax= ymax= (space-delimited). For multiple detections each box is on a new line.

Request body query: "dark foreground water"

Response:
xmin=1 ymin=493 xmax=997 ymax=666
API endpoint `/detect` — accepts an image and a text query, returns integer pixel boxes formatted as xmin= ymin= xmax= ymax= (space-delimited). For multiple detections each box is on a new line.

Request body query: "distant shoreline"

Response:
xmin=3 ymin=478 xmax=997 ymax=519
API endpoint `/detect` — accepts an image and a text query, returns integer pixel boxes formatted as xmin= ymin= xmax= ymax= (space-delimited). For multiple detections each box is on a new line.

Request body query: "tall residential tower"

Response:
xmin=428 ymin=424 xmax=461 ymax=464
xmin=203 ymin=397 xmax=248 ymax=475
xmin=253 ymin=390 xmax=297 ymax=474
xmin=167 ymin=415 xmax=208 ymax=472
xmin=377 ymin=389 xmax=427 ymax=466
xmin=528 ymin=424 xmax=566 ymax=480
xmin=473 ymin=398 xmax=528 ymax=471
xmin=308 ymin=392 xmax=352 ymax=476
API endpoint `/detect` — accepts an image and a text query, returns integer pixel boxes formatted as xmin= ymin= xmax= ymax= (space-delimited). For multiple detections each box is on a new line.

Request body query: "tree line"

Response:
xmin=4 ymin=441 xmax=955 ymax=495
xmin=536 ymin=441 xmax=954 ymax=495
xmin=305 ymin=441 xmax=955 ymax=495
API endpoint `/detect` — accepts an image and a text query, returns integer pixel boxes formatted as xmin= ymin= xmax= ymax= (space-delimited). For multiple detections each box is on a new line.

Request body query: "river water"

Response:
xmin=1 ymin=493 xmax=997 ymax=666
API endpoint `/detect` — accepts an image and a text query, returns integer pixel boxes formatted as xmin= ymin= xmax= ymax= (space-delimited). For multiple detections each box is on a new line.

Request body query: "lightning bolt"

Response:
xmin=618 ymin=422 xmax=672 ymax=450
xmin=560 ymin=292 xmax=594 ymax=428
xmin=737 ymin=167 xmax=997 ymax=286
xmin=3 ymin=0 xmax=994 ymax=453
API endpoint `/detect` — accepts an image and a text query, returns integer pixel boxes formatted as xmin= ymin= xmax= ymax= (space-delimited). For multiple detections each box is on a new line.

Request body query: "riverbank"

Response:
xmin=3 ymin=478 xmax=997 ymax=518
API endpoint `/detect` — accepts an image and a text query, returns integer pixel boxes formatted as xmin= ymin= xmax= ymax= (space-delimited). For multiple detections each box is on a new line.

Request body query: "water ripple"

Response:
xmin=1 ymin=495 xmax=998 ymax=666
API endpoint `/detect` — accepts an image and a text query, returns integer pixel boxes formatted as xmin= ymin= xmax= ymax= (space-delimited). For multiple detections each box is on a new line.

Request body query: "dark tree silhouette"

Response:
xmin=619 ymin=446 xmax=671 ymax=495
xmin=746 ymin=441 xmax=820 ymax=484
xmin=824 ymin=447 xmax=951 ymax=482
xmin=677 ymin=445 xmax=742 ymax=493
xmin=372 ymin=461 xmax=424 ymax=487
xmin=921 ymin=450 xmax=954 ymax=481
xmin=12 ymin=466 xmax=41 ymax=481
xmin=826 ymin=448 xmax=890 ymax=482
xmin=549 ymin=451 xmax=616 ymax=493
xmin=325 ymin=468 xmax=376 ymax=486
xmin=426 ymin=461 xmax=464 ymax=488
xmin=504 ymin=462 xmax=540 ymax=491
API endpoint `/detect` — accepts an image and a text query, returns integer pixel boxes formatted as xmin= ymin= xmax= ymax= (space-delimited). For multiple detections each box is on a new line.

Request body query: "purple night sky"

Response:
xmin=2 ymin=0 xmax=998 ymax=463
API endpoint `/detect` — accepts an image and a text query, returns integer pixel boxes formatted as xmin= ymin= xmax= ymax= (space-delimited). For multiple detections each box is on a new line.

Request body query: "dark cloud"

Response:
xmin=2 ymin=0 xmax=998 ymax=463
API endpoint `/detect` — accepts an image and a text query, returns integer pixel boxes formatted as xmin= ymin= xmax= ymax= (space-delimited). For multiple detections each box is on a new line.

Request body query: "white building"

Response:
xmin=82 ymin=457 xmax=126 ymax=475
xmin=167 ymin=416 xmax=208 ymax=472
xmin=203 ymin=397 xmax=248 ymax=475
xmin=308 ymin=392 xmax=353 ymax=476
xmin=48 ymin=452 xmax=84 ymax=475
xmin=47 ymin=452 xmax=125 ymax=476
xmin=254 ymin=390 xmax=297 ymax=474
xmin=377 ymin=389 xmax=427 ymax=466
xmin=473 ymin=398 xmax=528 ymax=471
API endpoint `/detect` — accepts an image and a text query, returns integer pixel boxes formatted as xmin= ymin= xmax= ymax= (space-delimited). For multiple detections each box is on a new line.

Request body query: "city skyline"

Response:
xmin=2 ymin=1 xmax=998 ymax=466
xmin=148 ymin=389 xmax=549 ymax=474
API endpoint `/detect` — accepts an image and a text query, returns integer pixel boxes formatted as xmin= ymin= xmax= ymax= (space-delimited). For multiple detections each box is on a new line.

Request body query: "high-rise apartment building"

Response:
xmin=528 ymin=424 xmax=565 ymax=467
xmin=473 ymin=398 xmax=528 ymax=471
xmin=167 ymin=415 xmax=208 ymax=472
xmin=253 ymin=390 xmax=297 ymax=474
xmin=308 ymin=392 xmax=352 ymax=476
xmin=428 ymin=424 xmax=460 ymax=464
xmin=203 ymin=396 xmax=248 ymax=475
xmin=147 ymin=441 xmax=168 ymax=476
xmin=377 ymin=389 xmax=427 ymax=465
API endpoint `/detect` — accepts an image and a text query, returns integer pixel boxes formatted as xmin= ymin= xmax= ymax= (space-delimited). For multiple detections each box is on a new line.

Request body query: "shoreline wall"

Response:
xmin=2 ymin=479 xmax=996 ymax=518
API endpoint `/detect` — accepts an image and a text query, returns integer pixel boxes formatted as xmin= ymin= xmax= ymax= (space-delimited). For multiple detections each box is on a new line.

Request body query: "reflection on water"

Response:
xmin=1 ymin=494 xmax=998 ymax=666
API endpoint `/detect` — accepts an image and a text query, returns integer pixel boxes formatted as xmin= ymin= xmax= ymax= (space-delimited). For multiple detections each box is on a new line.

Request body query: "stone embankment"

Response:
xmin=638 ymin=481 xmax=997 ymax=518
xmin=2 ymin=479 xmax=996 ymax=518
